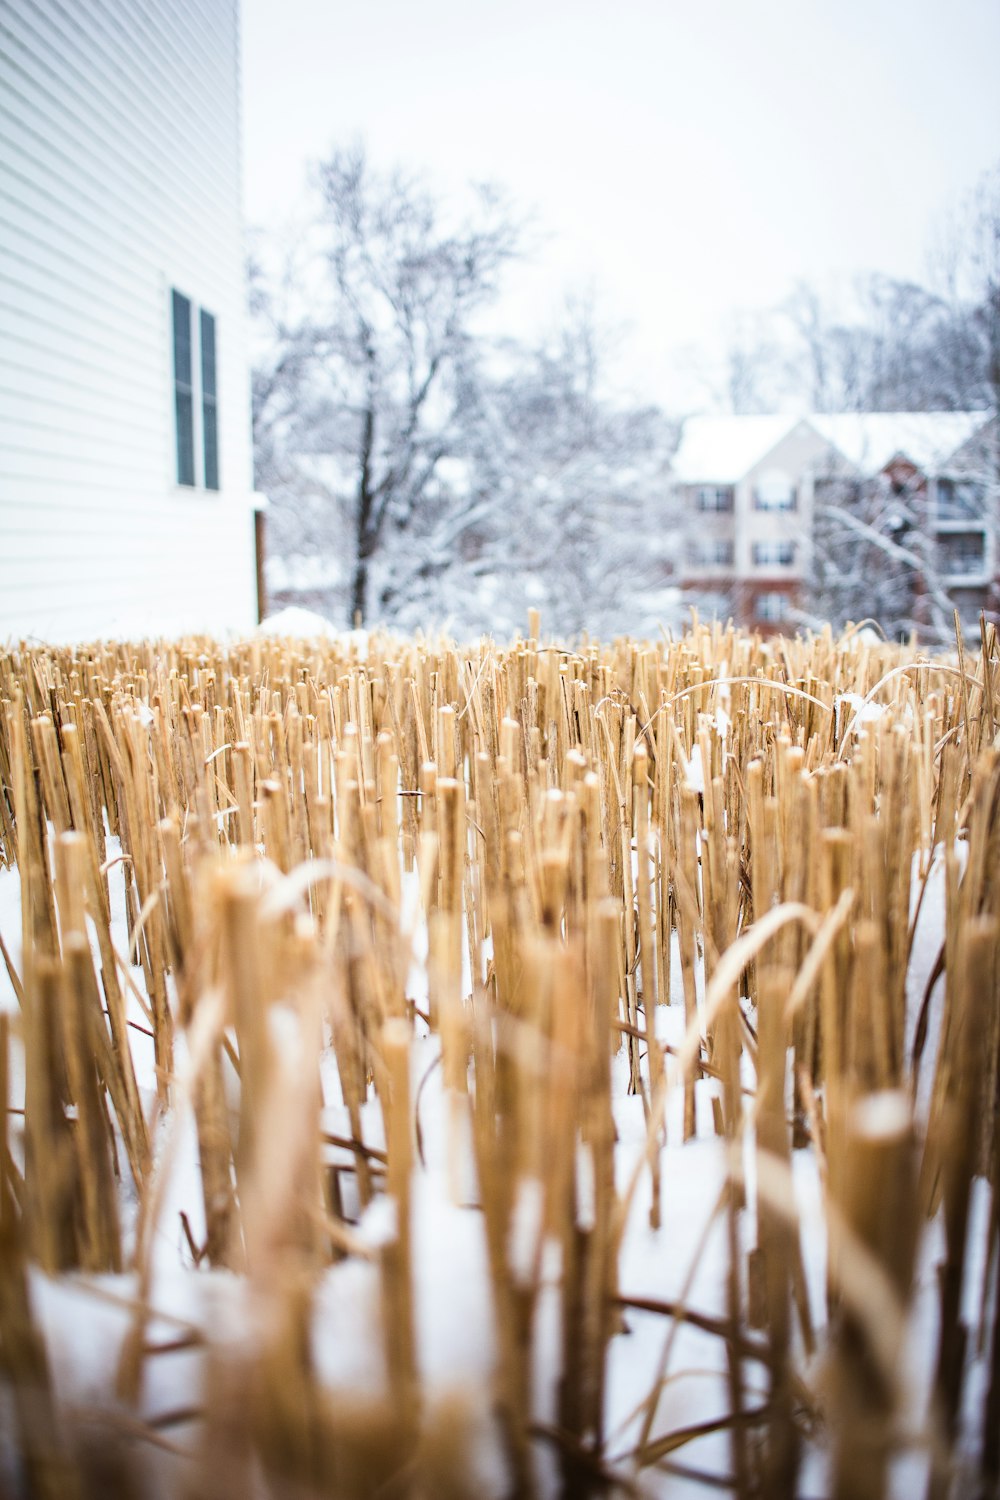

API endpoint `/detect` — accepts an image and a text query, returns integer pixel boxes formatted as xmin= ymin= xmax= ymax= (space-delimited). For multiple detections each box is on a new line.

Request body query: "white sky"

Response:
xmin=240 ymin=0 xmax=1000 ymax=410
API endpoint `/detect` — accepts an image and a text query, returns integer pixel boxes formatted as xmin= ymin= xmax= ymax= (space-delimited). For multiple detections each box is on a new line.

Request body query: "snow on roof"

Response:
xmin=810 ymin=412 xmax=989 ymax=476
xmin=671 ymin=414 xmax=805 ymax=483
xmin=671 ymin=411 xmax=991 ymax=485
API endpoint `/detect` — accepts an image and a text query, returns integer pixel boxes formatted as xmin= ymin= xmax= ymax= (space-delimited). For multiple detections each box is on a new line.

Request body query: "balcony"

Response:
xmin=936 ymin=478 xmax=986 ymax=523
xmin=937 ymin=529 xmax=988 ymax=581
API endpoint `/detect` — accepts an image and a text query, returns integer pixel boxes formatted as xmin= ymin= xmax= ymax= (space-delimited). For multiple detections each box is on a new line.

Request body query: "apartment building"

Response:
xmin=672 ymin=412 xmax=997 ymax=633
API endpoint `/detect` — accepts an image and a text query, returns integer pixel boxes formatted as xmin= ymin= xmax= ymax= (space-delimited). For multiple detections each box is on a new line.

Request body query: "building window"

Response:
xmin=200 ymin=309 xmax=219 ymax=491
xmin=757 ymin=591 xmax=790 ymax=622
xmin=937 ymin=478 xmax=984 ymax=522
xmin=687 ymin=539 xmax=735 ymax=567
xmin=172 ymin=289 xmax=220 ymax=490
xmin=172 ymin=290 xmax=195 ymax=487
xmin=753 ymin=476 xmax=796 ymax=510
xmin=696 ymin=486 xmax=735 ymax=512
xmin=938 ymin=531 xmax=986 ymax=577
xmin=752 ymin=541 xmax=795 ymax=566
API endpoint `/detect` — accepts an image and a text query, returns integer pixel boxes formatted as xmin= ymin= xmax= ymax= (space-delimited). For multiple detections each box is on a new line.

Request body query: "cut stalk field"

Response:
xmin=0 ymin=617 xmax=998 ymax=1498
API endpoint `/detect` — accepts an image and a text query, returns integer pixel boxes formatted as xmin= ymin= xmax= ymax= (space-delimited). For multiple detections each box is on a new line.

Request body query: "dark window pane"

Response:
xmin=200 ymin=309 xmax=219 ymax=489
xmin=752 ymin=541 xmax=795 ymax=565
xmin=697 ymin=485 xmax=734 ymax=512
xmin=200 ymin=309 xmax=216 ymax=398
xmin=175 ymin=390 xmax=195 ymax=486
xmin=172 ymin=290 xmax=195 ymax=485
xmin=939 ymin=531 xmax=985 ymax=574
xmin=172 ymin=290 xmax=192 ymax=387
xmin=203 ymin=398 xmax=219 ymax=490
xmin=938 ymin=479 xmax=984 ymax=520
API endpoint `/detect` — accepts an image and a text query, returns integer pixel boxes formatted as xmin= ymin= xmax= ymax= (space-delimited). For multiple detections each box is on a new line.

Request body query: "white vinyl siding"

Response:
xmin=0 ymin=0 xmax=257 ymax=640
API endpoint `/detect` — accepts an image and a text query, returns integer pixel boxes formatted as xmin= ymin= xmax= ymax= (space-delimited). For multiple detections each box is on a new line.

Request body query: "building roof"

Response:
xmin=672 ymin=410 xmax=991 ymax=484
xmin=671 ymin=414 xmax=803 ymax=484
xmin=809 ymin=412 xmax=990 ymax=476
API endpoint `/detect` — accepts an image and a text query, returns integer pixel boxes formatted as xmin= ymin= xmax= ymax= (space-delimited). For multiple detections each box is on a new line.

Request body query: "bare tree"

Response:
xmin=929 ymin=164 xmax=1000 ymax=418
xmin=253 ymin=161 xmax=681 ymax=638
xmin=811 ymin=169 xmax=1000 ymax=639
xmin=720 ymin=310 xmax=795 ymax=414
xmin=805 ymin=468 xmax=967 ymax=642
xmin=252 ymin=146 xmax=521 ymax=625
xmin=463 ymin=303 xmax=681 ymax=638
xmin=963 ymin=166 xmax=1000 ymax=428
xmin=782 ymin=281 xmax=833 ymax=410
xmin=721 ymin=180 xmax=1000 ymax=420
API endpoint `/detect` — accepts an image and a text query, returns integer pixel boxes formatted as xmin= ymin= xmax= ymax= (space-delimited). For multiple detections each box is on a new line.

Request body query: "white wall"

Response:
xmin=0 ymin=0 xmax=259 ymax=641
xmin=737 ymin=421 xmax=831 ymax=579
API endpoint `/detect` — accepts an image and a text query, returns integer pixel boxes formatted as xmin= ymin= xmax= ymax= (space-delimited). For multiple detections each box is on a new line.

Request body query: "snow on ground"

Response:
xmin=0 ymin=825 xmax=984 ymax=1497
xmin=257 ymin=606 xmax=368 ymax=654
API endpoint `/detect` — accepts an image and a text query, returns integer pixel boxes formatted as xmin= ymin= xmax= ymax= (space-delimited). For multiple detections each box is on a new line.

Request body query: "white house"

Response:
xmin=672 ymin=411 xmax=997 ymax=631
xmin=0 ymin=0 xmax=263 ymax=642
xmin=671 ymin=414 xmax=832 ymax=626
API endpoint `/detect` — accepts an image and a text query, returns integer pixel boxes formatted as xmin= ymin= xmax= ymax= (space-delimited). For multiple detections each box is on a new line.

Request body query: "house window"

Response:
xmin=171 ymin=290 xmax=220 ymax=490
xmin=753 ymin=475 xmax=796 ymax=510
xmin=172 ymin=290 xmax=195 ymax=486
xmin=200 ymin=310 xmax=219 ymax=491
xmin=757 ymin=591 xmax=790 ymax=622
xmin=937 ymin=478 xmax=984 ymax=522
xmin=752 ymin=541 xmax=795 ymax=566
xmin=687 ymin=539 xmax=735 ymax=567
xmin=938 ymin=531 xmax=986 ymax=577
xmin=696 ymin=486 xmax=735 ymax=512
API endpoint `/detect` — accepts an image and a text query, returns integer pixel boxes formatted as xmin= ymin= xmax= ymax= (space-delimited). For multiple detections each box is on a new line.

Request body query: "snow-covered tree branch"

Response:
xmin=251 ymin=146 xmax=521 ymax=626
xmin=251 ymin=150 xmax=680 ymax=636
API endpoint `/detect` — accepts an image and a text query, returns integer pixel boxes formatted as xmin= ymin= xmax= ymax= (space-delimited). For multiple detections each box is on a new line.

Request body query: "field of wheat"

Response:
xmin=0 ymin=615 xmax=998 ymax=1499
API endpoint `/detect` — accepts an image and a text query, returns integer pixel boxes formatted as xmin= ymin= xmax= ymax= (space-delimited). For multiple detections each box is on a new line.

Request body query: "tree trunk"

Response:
xmin=351 ymin=399 xmax=377 ymax=626
xmin=350 ymin=554 xmax=368 ymax=628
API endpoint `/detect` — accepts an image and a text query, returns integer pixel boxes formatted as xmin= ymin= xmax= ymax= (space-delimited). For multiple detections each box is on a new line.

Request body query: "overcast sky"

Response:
xmin=240 ymin=0 xmax=1000 ymax=409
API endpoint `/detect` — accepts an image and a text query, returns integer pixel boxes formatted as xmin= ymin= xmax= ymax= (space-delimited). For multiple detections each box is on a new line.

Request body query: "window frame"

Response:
xmin=170 ymin=287 xmax=220 ymax=492
xmin=936 ymin=477 xmax=985 ymax=523
xmin=756 ymin=590 xmax=790 ymax=623
xmin=695 ymin=485 xmax=735 ymax=513
xmin=200 ymin=308 xmax=219 ymax=492
xmin=171 ymin=289 xmax=195 ymax=487
xmin=752 ymin=540 xmax=795 ymax=567
xmin=753 ymin=483 xmax=797 ymax=512
xmin=937 ymin=529 xmax=987 ymax=577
